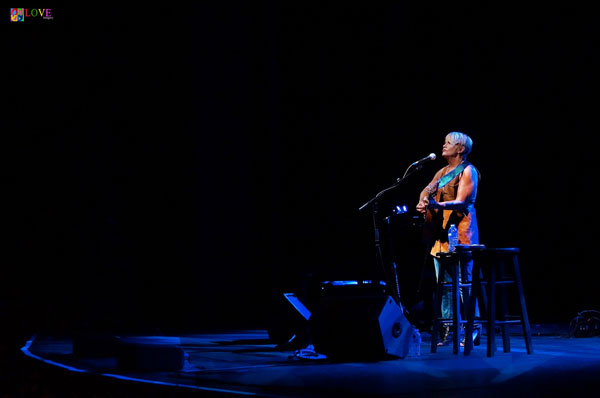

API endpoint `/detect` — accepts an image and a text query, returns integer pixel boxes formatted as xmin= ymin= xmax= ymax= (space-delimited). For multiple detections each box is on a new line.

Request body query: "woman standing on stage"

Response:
xmin=416 ymin=131 xmax=480 ymax=346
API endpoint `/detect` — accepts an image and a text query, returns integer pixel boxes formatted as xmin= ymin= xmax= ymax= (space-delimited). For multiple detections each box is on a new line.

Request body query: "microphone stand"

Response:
xmin=358 ymin=163 xmax=426 ymax=308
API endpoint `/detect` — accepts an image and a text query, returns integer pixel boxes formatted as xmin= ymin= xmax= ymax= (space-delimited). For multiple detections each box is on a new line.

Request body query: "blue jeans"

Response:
xmin=433 ymin=256 xmax=480 ymax=323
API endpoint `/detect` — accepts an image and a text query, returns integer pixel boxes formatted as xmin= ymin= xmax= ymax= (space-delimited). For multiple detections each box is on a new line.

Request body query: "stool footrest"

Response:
xmin=436 ymin=319 xmax=471 ymax=324
xmin=468 ymin=319 xmax=522 ymax=324
xmin=480 ymin=280 xmax=515 ymax=285
xmin=439 ymin=282 xmax=472 ymax=288
xmin=494 ymin=320 xmax=522 ymax=325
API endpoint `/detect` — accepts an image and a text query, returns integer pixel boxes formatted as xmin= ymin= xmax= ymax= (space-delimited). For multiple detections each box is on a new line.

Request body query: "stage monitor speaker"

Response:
xmin=310 ymin=294 xmax=414 ymax=360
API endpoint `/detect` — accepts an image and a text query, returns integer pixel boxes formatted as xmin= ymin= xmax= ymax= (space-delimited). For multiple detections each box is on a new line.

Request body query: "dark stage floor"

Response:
xmin=19 ymin=325 xmax=600 ymax=397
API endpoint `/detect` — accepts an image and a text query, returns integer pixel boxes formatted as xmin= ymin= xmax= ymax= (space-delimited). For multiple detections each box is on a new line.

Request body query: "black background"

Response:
xmin=5 ymin=4 xmax=600 ymax=337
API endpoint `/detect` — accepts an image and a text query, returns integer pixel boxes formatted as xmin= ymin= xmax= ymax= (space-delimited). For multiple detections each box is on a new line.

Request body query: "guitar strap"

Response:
xmin=436 ymin=162 xmax=468 ymax=190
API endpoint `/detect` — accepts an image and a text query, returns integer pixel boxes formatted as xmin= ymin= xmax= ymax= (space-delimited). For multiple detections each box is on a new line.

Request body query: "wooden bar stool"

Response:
xmin=430 ymin=245 xmax=485 ymax=354
xmin=464 ymin=247 xmax=533 ymax=357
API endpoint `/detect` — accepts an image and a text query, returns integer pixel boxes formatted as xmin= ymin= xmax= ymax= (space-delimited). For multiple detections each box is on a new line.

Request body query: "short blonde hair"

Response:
xmin=446 ymin=131 xmax=473 ymax=158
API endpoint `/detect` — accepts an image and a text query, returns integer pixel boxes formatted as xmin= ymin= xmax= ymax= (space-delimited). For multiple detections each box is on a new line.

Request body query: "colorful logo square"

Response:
xmin=10 ymin=8 xmax=24 ymax=22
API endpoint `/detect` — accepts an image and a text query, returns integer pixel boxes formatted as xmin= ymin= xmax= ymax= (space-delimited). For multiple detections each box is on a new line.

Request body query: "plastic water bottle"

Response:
xmin=409 ymin=327 xmax=422 ymax=357
xmin=448 ymin=224 xmax=458 ymax=252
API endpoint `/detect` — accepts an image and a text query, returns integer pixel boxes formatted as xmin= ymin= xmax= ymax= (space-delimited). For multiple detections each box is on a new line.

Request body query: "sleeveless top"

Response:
xmin=426 ymin=162 xmax=480 ymax=257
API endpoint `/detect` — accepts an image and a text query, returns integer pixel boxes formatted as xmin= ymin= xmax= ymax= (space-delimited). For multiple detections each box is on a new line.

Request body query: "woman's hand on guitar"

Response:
xmin=416 ymin=197 xmax=429 ymax=214
xmin=427 ymin=196 xmax=441 ymax=210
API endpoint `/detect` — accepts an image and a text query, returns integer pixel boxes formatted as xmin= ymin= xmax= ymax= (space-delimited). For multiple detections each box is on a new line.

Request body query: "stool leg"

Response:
xmin=479 ymin=267 xmax=488 ymax=317
xmin=487 ymin=261 xmax=497 ymax=357
xmin=452 ymin=259 xmax=460 ymax=354
xmin=431 ymin=266 xmax=444 ymax=353
xmin=499 ymin=258 xmax=511 ymax=353
xmin=513 ymin=254 xmax=534 ymax=354
xmin=464 ymin=261 xmax=480 ymax=356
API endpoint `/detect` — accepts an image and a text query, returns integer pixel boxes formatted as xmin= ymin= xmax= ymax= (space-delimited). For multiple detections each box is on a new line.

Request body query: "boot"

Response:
xmin=437 ymin=325 xmax=451 ymax=347
xmin=460 ymin=325 xmax=481 ymax=347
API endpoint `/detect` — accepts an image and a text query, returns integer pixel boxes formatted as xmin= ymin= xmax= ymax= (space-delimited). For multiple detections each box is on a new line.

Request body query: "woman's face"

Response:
xmin=442 ymin=137 xmax=463 ymax=159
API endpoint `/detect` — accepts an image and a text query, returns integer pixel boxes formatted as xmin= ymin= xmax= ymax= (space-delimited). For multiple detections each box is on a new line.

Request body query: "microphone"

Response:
xmin=411 ymin=153 xmax=436 ymax=166
xmin=397 ymin=153 xmax=437 ymax=182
